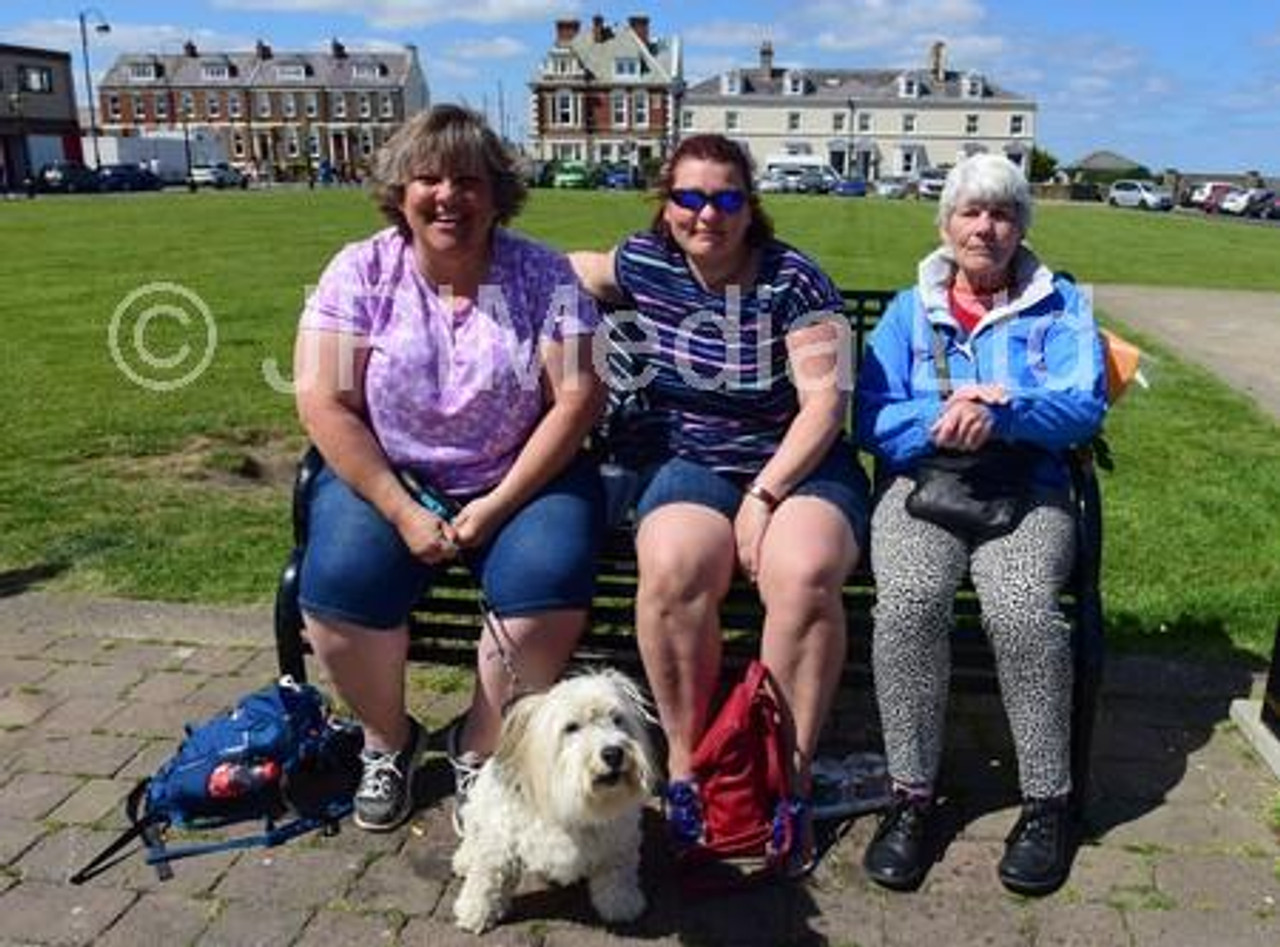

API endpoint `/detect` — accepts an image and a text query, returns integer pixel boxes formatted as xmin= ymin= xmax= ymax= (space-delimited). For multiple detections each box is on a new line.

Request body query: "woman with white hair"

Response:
xmin=855 ymin=154 xmax=1107 ymax=895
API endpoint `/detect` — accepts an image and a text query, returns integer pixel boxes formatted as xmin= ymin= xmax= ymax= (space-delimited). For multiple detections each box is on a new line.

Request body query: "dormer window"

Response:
xmin=963 ymin=72 xmax=984 ymax=98
xmin=548 ymin=52 xmax=575 ymax=76
xmin=614 ymin=58 xmax=640 ymax=79
xmin=351 ymin=62 xmax=383 ymax=81
xmin=898 ymin=74 xmax=919 ymax=98
xmin=201 ymin=63 xmax=230 ymax=81
xmin=720 ymin=70 xmax=741 ymax=95
xmin=275 ymin=63 xmax=307 ymax=81
xmin=784 ymin=70 xmax=805 ymax=95
xmin=128 ymin=61 xmax=158 ymax=81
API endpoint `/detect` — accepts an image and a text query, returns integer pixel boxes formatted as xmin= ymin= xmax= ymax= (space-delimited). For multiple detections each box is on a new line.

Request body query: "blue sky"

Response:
xmin=6 ymin=0 xmax=1280 ymax=174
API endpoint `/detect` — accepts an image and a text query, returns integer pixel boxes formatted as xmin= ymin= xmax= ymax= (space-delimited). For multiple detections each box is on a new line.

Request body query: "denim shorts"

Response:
xmin=299 ymin=454 xmax=603 ymax=630
xmin=632 ymin=442 xmax=871 ymax=545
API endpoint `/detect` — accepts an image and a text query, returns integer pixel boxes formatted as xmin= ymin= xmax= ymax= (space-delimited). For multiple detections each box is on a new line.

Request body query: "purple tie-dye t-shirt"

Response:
xmin=301 ymin=226 xmax=599 ymax=495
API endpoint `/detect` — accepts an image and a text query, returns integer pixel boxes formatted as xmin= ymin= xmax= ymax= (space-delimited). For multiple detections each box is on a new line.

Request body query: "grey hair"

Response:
xmin=936 ymin=154 xmax=1033 ymax=232
xmin=369 ymin=103 xmax=527 ymax=235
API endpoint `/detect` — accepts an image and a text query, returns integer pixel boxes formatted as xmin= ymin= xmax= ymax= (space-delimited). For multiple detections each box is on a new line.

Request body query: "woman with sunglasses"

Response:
xmin=571 ymin=134 xmax=870 ymax=868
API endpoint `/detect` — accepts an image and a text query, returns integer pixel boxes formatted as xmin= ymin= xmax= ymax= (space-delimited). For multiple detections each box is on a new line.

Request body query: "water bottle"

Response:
xmin=208 ymin=759 xmax=282 ymax=798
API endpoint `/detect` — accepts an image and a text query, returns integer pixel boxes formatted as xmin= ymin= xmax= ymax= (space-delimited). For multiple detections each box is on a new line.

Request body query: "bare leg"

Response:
xmin=304 ymin=613 xmax=408 ymax=753
xmin=634 ymin=504 xmax=736 ymax=779
xmin=756 ymin=497 xmax=858 ymax=794
xmin=456 ymin=609 xmax=588 ymax=756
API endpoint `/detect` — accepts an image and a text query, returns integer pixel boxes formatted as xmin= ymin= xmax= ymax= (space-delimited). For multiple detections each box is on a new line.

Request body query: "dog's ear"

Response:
xmin=493 ymin=691 xmax=544 ymax=769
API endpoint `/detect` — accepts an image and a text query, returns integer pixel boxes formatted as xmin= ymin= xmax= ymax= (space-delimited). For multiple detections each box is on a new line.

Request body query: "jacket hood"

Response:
xmin=916 ymin=244 xmax=1057 ymax=333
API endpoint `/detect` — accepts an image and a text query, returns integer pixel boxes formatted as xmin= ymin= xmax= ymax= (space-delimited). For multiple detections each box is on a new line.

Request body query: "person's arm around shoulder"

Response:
xmin=568 ymin=247 xmax=627 ymax=306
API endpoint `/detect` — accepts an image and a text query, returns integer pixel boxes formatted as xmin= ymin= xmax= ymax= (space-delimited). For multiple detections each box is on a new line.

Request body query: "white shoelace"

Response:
xmin=358 ymin=752 xmax=404 ymax=801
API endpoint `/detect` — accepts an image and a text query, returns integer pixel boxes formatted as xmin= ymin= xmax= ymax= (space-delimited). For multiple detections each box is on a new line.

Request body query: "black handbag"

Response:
xmin=905 ymin=444 xmax=1039 ymax=540
xmin=904 ymin=324 xmax=1041 ymax=541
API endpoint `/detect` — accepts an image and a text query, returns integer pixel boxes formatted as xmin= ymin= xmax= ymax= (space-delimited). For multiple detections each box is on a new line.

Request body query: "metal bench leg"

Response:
xmin=274 ymin=547 xmax=308 ymax=683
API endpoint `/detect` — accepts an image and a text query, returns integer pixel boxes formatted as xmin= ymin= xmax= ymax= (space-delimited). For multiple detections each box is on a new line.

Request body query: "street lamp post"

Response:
xmin=78 ymin=7 xmax=111 ymax=170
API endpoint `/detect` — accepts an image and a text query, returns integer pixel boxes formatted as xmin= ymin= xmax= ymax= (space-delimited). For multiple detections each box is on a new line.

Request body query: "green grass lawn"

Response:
xmin=4 ymin=188 xmax=1279 ymax=661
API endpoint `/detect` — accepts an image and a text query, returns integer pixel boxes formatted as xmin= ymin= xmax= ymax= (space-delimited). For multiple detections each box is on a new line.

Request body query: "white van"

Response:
xmin=760 ymin=153 xmax=840 ymax=193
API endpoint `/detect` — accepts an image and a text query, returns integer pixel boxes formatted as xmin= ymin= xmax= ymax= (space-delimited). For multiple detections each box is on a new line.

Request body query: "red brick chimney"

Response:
xmin=628 ymin=15 xmax=650 ymax=45
xmin=555 ymin=19 xmax=580 ymax=45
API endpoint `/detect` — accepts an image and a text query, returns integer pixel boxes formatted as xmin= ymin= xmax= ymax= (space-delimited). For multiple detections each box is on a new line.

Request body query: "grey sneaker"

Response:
xmin=445 ymin=719 xmax=485 ymax=838
xmin=353 ymin=717 xmax=424 ymax=832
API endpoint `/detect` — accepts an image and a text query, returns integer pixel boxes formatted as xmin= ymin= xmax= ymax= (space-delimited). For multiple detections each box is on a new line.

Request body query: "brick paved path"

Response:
xmin=1 ymin=592 xmax=1277 ymax=946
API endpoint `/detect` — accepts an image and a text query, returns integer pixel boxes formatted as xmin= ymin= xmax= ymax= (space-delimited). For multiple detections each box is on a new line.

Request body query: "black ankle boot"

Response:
xmin=998 ymin=795 xmax=1073 ymax=896
xmin=863 ymin=794 xmax=934 ymax=891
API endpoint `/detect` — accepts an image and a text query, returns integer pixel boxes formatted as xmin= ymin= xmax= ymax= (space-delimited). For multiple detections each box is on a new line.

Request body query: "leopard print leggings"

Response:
xmin=870 ymin=475 xmax=1076 ymax=799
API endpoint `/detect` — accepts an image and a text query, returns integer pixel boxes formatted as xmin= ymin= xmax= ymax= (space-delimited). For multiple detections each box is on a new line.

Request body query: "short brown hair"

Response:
xmin=649 ymin=134 xmax=774 ymax=246
xmin=370 ymin=104 xmax=527 ymax=235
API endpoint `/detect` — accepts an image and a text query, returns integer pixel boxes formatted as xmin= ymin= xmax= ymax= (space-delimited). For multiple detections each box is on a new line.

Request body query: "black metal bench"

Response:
xmin=272 ymin=287 xmax=1105 ymax=815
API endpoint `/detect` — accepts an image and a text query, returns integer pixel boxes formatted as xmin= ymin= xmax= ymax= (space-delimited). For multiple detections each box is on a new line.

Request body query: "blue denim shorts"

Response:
xmin=632 ymin=442 xmax=871 ymax=545
xmin=299 ymin=454 xmax=603 ymax=629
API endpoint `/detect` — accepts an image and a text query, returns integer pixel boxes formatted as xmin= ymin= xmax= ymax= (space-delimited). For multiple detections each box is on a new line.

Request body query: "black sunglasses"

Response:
xmin=668 ymin=188 xmax=748 ymax=215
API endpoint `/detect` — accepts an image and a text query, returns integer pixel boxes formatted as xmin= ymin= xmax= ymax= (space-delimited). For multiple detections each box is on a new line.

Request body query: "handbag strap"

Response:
xmin=929 ymin=323 xmax=953 ymax=399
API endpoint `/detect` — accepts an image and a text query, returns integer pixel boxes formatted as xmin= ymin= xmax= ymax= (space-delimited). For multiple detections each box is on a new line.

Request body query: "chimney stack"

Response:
xmin=183 ymin=40 xmax=198 ymax=57
xmin=929 ymin=41 xmax=946 ymax=82
xmin=255 ymin=39 xmax=273 ymax=60
xmin=628 ymin=15 xmax=650 ymax=45
xmin=592 ymin=15 xmax=606 ymax=43
xmin=330 ymin=38 xmax=347 ymax=59
xmin=555 ymin=19 xmax=580 ymax=45
xmin=759 ymin=39 xmax=774 ymax=74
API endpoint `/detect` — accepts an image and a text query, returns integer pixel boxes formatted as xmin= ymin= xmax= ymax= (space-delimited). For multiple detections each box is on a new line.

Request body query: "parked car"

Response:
xmin=791 ymin=168 xmax=832 ymax=194
xmin=1186 ymin=180 xmax=1236 ymax=208
xmin=831 ymin=176 xmax=868 ymax=198
xmin=36 ymin=160 xmax=99 ymax=193
xmin=873 ymin=177 xmax=909 ymax=199
xmin=1219 ymin=187 xmax=1274 ymax=217
xmin=551 ymin=161 xmax=591 ymax=189
xmin=757 ymin=171 xmax=788 ymax=193
xmin=96 ymin=163 xmax=164 ymax=192
xmin=1106 ymin=179 xmax=1173 ymax=211
xmin=1201 ymin=183 xmax=1241 ymax=214
xmin=599 ymin=164 xmax=638 ymax=189
xmin=189 ymin=163 xmax=247 ymax=189
xmin=915 ymin=167 xmax=948 ymax=200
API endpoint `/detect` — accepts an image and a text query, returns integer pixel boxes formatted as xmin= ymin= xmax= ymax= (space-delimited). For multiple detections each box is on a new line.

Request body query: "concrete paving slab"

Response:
xmin=1 ymin=589 xmax=1278 ymax=945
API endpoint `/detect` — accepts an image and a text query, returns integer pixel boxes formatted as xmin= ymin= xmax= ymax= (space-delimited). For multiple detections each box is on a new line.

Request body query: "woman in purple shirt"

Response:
xmin=294 ymin=105 xmax=604 ymax=834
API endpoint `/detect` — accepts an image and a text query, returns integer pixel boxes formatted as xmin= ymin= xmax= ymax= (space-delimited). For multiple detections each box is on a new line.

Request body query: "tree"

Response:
xmin=1030 ymin=146 xmax=1059 ymax=183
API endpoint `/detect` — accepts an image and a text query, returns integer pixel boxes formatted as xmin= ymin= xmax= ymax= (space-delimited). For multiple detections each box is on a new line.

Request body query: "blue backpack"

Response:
xmin=70 ymin=677 xmax=362 ymax=883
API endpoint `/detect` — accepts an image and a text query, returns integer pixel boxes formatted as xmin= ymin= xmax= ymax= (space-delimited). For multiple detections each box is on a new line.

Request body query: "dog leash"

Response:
xmin=396 ymin=469 xmax=526 ymax=695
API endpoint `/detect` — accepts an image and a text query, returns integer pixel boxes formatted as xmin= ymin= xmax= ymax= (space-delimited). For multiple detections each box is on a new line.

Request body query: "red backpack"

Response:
xmin=678 ymin=660 xmax=799 ymax=890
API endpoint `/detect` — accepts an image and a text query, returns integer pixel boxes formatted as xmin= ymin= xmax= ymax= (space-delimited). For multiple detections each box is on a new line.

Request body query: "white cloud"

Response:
xmin=683 ymin=53 xmax=745 ymax=85
xmin=0 ymin=18 xmax=256 ymax=60
xmin=685 ymin=20 xmax=788 ymax=50
xmin=448 ymin=36 xmax=527 ymax=59
xmin=433 ymin=58 xmax=481 ymax=80
xmin=212 ymin=0 xmax=576 ymax=28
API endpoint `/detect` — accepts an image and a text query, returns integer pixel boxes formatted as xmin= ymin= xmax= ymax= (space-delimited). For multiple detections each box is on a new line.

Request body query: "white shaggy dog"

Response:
xmin=451 ymin=669 xmax=657 ymax=934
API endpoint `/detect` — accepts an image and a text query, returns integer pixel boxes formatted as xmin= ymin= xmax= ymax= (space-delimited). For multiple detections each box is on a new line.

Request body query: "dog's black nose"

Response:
xmin=601 ymin=745 xmax=624 ymax=771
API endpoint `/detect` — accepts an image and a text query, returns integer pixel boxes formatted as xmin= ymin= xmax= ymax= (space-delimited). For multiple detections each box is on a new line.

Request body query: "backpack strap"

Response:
xmin=68 ymin=780 xmax=170 ymax=885
xmin=143 ymin=805 xmax=352 ymax=868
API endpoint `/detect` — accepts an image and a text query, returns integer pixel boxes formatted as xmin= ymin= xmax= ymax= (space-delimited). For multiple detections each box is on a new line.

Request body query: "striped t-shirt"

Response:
xmin=608 ymin=230 xmax=845 ymax=475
